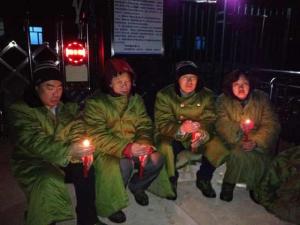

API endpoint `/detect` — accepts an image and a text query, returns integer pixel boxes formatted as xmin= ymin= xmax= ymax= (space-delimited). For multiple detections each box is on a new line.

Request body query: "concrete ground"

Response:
xmin=0 ymin=137 xmax=295 ymax=225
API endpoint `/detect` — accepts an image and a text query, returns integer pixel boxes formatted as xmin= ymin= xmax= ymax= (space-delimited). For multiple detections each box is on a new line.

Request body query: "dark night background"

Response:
xmin=0 ymin=0 xmax=299 ymax=142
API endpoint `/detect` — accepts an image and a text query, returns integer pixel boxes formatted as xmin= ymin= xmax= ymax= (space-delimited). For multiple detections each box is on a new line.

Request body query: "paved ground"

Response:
xmin=0 ymin=138 xmax=295 ymax=225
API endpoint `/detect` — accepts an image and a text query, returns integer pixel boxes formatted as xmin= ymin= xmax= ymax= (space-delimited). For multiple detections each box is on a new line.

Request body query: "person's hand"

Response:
xmin=180 ymin=120 xmax=200 ymax=134
xmin=130 ymin=143 xmax=153 ymax=157
xmin=190 ymin=130 xmax=208 ymax=152
xmin=69 ymin=142 xmax=95 ymax=161
xmin=242 ymin=140 xmax=256 ymax=152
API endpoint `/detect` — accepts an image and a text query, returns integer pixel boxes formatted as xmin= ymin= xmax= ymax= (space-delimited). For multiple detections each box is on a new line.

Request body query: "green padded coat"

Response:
xmin=9 ymin=100 xmax=82 ymax=225
xmin=154 ymin=84 xmax=229 ymax=177
xmin=83 ymin=93 xmax=173 ymax=217
xmin=215 ymin=90 xmax=281 ymax=189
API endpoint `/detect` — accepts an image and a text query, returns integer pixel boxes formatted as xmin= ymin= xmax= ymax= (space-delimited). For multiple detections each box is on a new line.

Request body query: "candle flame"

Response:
xmin=82 ymin=139 xmax=90 ymax=147
xmin=244 ymin=119 xmax=251 ymax=124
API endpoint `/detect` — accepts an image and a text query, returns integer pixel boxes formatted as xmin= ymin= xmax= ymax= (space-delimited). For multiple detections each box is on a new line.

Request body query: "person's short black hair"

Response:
xmin=222 ymin=69 xmax=255 ymax=97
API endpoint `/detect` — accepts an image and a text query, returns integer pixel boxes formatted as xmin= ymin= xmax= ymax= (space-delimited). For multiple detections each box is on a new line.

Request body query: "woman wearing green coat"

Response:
xmin=9 ymin=62 xmax=103 ymax=225
xmin=215 ymin=69 xmax=280 ymax=202
xmin=83 ymin=58 xmax=169 ymax=223
xmin=154 ymin=61 xmax=228 ymax=200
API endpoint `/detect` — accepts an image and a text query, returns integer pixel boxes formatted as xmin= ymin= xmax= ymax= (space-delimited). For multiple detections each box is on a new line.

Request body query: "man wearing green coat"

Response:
xmin=9 ymin=62 xmax=105 ymax=225
xmin=83 ymin=58 xmax=171 ymax=223
xmin=154 ymin=61 xmax=228 ymax=200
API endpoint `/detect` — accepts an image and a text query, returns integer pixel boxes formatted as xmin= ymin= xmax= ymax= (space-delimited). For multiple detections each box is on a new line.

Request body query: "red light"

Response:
xmin=64 ymin=41 xmax=87 ymax=64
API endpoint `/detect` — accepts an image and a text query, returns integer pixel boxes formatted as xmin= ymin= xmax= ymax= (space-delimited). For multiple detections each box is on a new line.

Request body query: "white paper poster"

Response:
xmin=112 ymin=0 xmax=164 ymax=55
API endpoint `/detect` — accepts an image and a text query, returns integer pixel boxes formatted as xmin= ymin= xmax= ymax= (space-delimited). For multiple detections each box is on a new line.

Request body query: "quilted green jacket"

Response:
xmin=83 ymin=93 xmax=173 ymax=217
xmin=255 ymin=146 xmax=300 ymax=225
xmin=215 ymin=90 xmax=280 ymax=188
xmin=9 ymin=99 xmax=82 ymax=225
xmin=154 ymin=84 xmax=228 ymax=177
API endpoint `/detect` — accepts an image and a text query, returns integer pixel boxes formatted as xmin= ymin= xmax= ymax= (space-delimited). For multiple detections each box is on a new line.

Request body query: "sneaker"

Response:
xmin=196 ymin=179 xmax=216 ymax=198
xmin=220 ymin=182 xmax=235 ymax=202
xmin=133 ymin=190 xmax=149 ymax=206
xmin=108 ymin=210 xmax=126 ymax=223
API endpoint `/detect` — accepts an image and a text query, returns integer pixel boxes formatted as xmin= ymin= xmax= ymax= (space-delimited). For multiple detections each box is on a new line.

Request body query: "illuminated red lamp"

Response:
xmin=64 ymin=41 xmax=87 ymax=64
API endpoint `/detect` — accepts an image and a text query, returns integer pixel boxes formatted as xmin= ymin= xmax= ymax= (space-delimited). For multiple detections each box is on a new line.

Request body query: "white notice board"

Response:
xmin=112 ymin=0 xmax=164 ymax=55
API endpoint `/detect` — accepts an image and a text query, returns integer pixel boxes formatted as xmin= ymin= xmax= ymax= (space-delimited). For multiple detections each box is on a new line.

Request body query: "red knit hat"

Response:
xmin=102 ymin=58 xmax=136 ymax=94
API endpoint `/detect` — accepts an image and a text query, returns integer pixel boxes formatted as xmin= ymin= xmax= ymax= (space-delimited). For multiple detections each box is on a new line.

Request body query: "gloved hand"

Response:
xmin=179 ymin=120 xmax=200 ymax=135
xmin=69 ymin=142 xmax=95 ymax=161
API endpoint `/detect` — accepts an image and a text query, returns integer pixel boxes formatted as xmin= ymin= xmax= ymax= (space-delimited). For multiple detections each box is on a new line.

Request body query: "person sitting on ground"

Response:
xmin=215 ymin=69 xmax=280 ymax=202
xmin=9 ymin=61 xmax=106 ymax=225
xmin=154 ymin=60 xmax=228 ymax=200
xmin=83 ymin=58 xmax=165 ymax=223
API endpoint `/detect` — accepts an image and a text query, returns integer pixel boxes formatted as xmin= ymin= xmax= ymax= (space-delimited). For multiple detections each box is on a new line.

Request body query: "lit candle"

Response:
xmin=82 ymin=139 xmax=93 ymax=178
xmin=241 ymin=118 xmax=254 ymax=141
xmin=82 ymin=139 xmax=90 ymax=147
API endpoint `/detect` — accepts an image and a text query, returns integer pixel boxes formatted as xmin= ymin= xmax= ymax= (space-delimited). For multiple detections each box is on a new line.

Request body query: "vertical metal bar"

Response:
xmin=59 ymin=16 xmax=66 ymax=87
xmin=86 ymin=22 xmax=91 ymax=90
xmin=282 ymin=8 xmax=291 ymax=69
xmin=211 ymin=3 xmax=217 ymax=68
xmin=25 ymin=12 xmax=33 ymax=81
xmin=205 ymin=4 xmax=211 ymax=61
xmin=220 ymin=0 xmax=228 ymax=76
xmin=186 ymin=3 xmax=192 ymax=59
xmin=259 ymin=8 xmax=267 ymax=49
xmin=193 ymin=3 xmax=199 ymax=60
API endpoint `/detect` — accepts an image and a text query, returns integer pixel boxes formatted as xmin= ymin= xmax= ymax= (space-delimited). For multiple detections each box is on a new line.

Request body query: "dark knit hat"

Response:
xmin=33 ymin=61 xmax=63 ymax=86
xmin=175 ymin=60 xmax=200 ymax=79
xmin=174 ymin=60 xmax=203 ymax=95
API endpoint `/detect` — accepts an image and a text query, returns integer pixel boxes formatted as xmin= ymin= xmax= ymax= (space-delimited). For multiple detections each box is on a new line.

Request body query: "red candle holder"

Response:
xmin=138 ymin=147 xmax=154 ymax=178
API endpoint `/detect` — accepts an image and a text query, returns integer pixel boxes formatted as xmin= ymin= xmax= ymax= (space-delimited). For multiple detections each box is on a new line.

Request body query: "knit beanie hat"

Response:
xmin=175 ymin=60 xmax=200 ymax=79
xmin=33 ymin=61 xmax=63 ymax=86
xmin=174 ymin=60 xmax=203 ymax=95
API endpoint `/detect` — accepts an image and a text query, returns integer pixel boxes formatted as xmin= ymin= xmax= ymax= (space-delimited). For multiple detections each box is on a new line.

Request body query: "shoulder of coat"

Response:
xmin=159 ymin=84 xmax=174 ymax=94
xmin=10 ymin=100 xmax=36 ymax=113
xmin=251 ymin=89 xmax=269 ymax=102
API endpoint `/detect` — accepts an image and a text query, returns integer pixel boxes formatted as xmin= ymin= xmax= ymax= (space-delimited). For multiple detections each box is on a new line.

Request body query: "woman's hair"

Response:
xmin=101 ymin=57 xmax=136 ymax=95
xmin=222 ymin=69 xmax=255 ymax=97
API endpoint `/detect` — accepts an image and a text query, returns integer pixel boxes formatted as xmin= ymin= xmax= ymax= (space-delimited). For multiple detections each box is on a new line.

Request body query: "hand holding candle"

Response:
xmin=240 ymin=118 xmax=256 ymax=151
xmin=241 ymin=118 xmax=254 ymax=141
xmin=81 ymin=139 xmax=94 ymax=178
xmin=138 ymin=146 xmax=154 ymax=178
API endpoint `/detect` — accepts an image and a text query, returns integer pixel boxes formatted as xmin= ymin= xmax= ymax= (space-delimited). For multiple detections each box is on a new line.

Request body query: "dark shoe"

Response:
xmin=220 ymin=182 xmax=235 ymax=202
xmin=133 ymin=190 xmax=149 ymax=206
xmin=166 ymin=176 xmax=178 ymax=200
xmin=108 ymin=210 xmax=126 ymax=223
xmin=249 ymin=190 xmax=259 ymax=204
xmin=196 ymin=179 xmax=216 ymax=198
